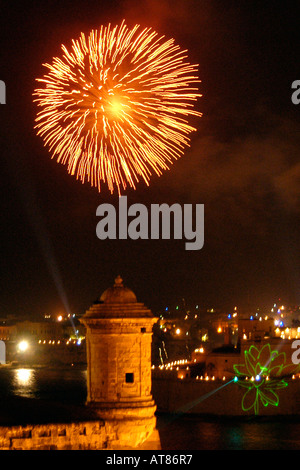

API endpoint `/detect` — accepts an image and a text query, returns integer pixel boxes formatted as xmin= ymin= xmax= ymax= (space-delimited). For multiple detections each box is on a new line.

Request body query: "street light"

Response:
xmin=18 ymin=340 xmax=29 ymax=352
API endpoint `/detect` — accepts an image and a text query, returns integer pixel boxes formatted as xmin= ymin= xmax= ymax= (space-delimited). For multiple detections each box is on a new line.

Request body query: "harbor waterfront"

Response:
xmin=1 ymin=366 xmax=300 ymax=450
xmin=1 ymin=287 xmax=300 ymax=449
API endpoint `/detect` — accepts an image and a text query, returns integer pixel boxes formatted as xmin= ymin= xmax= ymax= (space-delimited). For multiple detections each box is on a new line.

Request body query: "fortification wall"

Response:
xmin=152 ymin=376 xmax=300 ymax=416
xmin=0 ymin=421 xmax=106 ymax=450
xmin=0 ymin=412 xmax=159 ymax=450
xmin=0 ymin=417 xmax=159 ymax=450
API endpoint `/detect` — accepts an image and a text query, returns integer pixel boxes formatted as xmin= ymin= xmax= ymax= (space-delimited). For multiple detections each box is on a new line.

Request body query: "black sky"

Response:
xmin=0 ymin=0 xmax=299 ymax=318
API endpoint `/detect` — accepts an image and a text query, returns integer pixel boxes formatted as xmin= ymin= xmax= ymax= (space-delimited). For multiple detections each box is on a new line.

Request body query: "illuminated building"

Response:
xmin=80 ymin=275 xmax=160 ymax=449
xmin=0 ymin=317 xmax=86 ymax=366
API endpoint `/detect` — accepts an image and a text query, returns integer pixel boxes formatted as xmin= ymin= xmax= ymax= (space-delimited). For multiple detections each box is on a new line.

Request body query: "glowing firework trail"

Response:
xmin=34 ymin=21 xmax=202 ymax=194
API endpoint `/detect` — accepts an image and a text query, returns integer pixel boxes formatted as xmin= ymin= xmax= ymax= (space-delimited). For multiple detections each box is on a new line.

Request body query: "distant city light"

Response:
xmin=18 ymin=340 xmax=29 ymax=352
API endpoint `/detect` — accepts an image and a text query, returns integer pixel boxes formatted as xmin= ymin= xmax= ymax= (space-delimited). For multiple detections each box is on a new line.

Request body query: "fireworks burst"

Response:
xmin=34 ymin=21 xmax=202 ymax=194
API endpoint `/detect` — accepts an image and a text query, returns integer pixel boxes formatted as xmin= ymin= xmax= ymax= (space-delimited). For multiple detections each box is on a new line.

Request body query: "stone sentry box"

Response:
xmin=80 ymin=275 xmax=159 ymax=448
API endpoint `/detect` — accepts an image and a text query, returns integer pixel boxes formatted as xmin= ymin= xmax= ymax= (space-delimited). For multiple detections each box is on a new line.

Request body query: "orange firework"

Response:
xmin=34 ymin=21 xmax=202 ymax=194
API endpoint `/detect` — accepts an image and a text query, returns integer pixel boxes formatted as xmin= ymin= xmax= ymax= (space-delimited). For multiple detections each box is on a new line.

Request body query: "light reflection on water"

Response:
xmin=0 ymin=367 xmax=87 ymax=403
xmin=13 ymin=369 xmax=36 ymax=398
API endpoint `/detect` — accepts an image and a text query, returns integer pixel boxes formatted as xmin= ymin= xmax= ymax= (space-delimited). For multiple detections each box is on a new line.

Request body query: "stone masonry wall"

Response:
xmin=0 ymin=408 xmax=159 ymax=450
xmin=0 ymin=417 xmax=159 ymax=450
xmin=0 ymin=421 xmax=107 ymax=450
xmin=87 ymin=327 xmax=153 ymax=404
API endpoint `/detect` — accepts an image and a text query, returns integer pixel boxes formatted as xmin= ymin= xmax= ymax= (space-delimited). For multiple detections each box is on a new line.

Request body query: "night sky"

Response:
xmin=0 ymin=0 xmax=299 ymax=319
